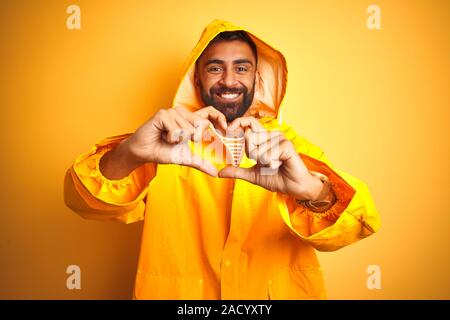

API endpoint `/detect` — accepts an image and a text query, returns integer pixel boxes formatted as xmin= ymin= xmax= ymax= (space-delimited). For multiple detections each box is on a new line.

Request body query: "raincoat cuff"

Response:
xmin=295 ymin=177 xmax=350 ymax=221
xmin=72 ymin=134 xmax=155 ymax=205
xmin=87 ymin=146 xmax=133 ymax=193
xmin=292 ymin=153 xmax=356 ymax=222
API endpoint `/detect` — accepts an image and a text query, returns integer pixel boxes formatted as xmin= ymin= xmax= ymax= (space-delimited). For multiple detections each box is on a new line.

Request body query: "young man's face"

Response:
xmin=195 ymin=40 xmax=257 ymax=122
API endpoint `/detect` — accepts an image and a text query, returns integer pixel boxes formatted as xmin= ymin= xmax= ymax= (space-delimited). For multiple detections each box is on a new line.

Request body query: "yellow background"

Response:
xmin=0 ymin=0 xmax=449 ymax=299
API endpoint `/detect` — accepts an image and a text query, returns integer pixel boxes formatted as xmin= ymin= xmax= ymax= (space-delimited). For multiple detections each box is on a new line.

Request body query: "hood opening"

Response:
xmin=172 ymin=20 xmax=287 ymax=120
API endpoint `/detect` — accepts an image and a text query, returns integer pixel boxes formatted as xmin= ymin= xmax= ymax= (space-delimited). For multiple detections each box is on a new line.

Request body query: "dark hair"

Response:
xmin=209 ymin=31 xmax=258 ymax=64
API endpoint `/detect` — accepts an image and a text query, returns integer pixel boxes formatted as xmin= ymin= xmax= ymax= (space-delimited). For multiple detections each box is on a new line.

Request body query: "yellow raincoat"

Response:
xmin=64 ymin=20 xmax=380 ymax=300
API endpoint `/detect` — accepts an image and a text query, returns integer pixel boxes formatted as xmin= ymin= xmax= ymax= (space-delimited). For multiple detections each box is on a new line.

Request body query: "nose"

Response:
xmin=220 ymin=70 xmax=238 ymax=87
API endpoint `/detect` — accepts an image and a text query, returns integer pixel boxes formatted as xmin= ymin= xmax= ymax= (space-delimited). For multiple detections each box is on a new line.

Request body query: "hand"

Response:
xmin=128 ymin=106 xmax=228 ymax=176
xmin=218 ymin=117 xmax=325 ymax=200
xmin=101 ymin=106 xmax=227 ymax=179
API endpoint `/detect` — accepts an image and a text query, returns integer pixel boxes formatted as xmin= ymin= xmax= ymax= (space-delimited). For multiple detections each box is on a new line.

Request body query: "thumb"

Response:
xmin=169 ymin=142 xmax=218 ymax=177
xmin=218 ymin=165 xmax=257 ymax=184
xmin=185 ymin=154 xmax=218 ymax=178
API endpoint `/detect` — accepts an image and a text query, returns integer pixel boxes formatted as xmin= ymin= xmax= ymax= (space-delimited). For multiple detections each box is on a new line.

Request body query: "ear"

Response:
xmin=254 ymin=70 xmax=261 ymax=92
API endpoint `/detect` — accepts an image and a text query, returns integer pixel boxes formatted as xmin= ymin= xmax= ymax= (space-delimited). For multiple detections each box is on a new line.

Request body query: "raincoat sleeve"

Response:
xmin=64 ymin=134 xmax=156 ymax=224
xmin=277 ymin=124 xmax=381 ymax=252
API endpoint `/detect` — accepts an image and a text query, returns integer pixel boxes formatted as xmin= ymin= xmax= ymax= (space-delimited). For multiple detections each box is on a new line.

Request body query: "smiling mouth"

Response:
xmin=214 ymin=92 xmax=243 ymax=102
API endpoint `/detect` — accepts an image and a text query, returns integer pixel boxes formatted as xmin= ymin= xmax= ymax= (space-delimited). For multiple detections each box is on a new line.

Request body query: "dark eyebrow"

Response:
xmin=233 ymin=59 xmax=253 ymax=66
xmin=205 ymin=59 xmax=225 ymax=66
xmin=204 ymin=58 xmax=254 ymax=66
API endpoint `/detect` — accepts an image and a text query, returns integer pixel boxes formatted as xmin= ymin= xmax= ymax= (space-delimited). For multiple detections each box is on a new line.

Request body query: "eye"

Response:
xmin=236 ymin=66 xmax=248 ymax=73
xmin=207 ymin=66 xmax=223 ymax=74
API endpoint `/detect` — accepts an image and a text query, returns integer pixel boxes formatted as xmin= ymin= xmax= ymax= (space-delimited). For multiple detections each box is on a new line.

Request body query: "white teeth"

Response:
xmin=220 ymin=93 xmax=239 ymax=100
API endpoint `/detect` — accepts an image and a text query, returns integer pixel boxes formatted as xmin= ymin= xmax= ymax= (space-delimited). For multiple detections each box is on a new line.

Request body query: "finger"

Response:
xmin=188 ymin=109 xmax=215 ymax=130
xmin=218 ymin=165 xmax=258 ymax=184
xmin=165 ymin=115 xmax=190 ymax=144
xmin=247 ymin=130 xmax=282 ymax=158
xmin=171 ymin=108 xmax=210 ymax=142
xmin=192 ymin=118 xmax=213 ymax=142
xmin=180 ymin=110 xmax=213 ymax=140
xmin=154 ymin=109 xmax=177 ymax=132
xmin=258 ymin=139 xmax=295 ymax=168
xmin=164 ymin=128 xmax=188 ymax=144
xmin=228 ymin=117 xmax=261 ymax=131
xmin=173 ymin=116 xmax=195 ymax=143
xmin=243 ymin=129 xmax=277 ymax=160
xmin=158 ymin=113 xmax=182 ymax=144
xmin=253 ymin=133 xmax=284 ymax=165
xmin=195 ymin=106 xmax=227 ymax=131
xmin=228 ymin=116 xmax=264 ymax=132
xmin=245 ymin=127 xmax=257 ymax=160
xmin=182 ymin=154 xmax=218 ymax=177
xmin=169 ymin=142 xmax=218 ymax=177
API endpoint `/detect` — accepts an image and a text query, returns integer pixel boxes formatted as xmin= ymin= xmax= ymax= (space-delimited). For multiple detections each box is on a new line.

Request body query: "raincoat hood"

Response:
xmin=173 ymin=19 xmax=288 ymax=119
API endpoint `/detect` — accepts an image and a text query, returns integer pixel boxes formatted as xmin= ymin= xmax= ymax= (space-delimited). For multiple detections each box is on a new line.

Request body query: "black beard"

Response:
xmin=199 ymin=82 xmax=255 ymax=122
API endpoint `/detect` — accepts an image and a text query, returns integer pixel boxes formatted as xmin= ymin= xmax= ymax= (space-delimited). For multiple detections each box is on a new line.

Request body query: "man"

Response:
xmin=64 ymin=20 xmax=380 ymax=299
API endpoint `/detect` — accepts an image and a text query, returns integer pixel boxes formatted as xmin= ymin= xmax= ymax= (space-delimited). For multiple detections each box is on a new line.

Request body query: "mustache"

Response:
xmin=210 ymin=85 xmax=247 ymax=95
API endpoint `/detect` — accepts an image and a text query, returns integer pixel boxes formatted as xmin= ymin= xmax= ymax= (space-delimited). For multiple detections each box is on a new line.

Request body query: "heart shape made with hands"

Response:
xmin=208 ymin=124 xmax=245 ymax=167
